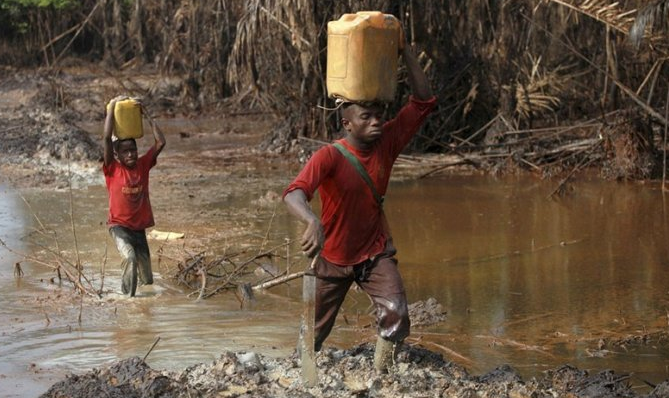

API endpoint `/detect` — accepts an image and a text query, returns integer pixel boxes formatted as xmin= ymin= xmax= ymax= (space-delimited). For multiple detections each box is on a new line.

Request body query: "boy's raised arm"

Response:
xmin=103 ymin=99 xmax=117 ymax=167
xmin=149 ymin=117 xmax=166 ymax=157
xmin=141 ymin=104 xmax=166 ymax=157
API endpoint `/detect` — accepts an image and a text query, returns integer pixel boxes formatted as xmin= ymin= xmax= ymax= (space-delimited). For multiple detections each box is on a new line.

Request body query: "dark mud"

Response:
xmin=34 ymin=295 xmax=669 ymax=398
xmin=40 ymin=343 xmax=669 ymax=398
xmin=408 ymin=297 xmax=447 ymax=328
xmin=0 ymin=65 xmax=183 ymax=189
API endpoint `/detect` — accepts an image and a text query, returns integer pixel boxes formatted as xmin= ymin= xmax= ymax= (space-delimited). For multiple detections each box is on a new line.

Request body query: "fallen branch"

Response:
xmin=53 ymin=2 xmax=101 ymax=66
xmin=475 ymin=335 xmax=556 ymax=358
xmin=407 ymin=337 xmax=475 ymax=366
xmin=0 ymin=124 xmax=26 ymax=134
xmin=200 ymin=242 xmax=290 ymax=299
xmin=252 ymin=271 xmax=305 ymax=290
xmin=196 ymin=267 xmax=207 ymax=301
xmin=547 ymin=140 xmax=604 ymax=198
xmin=0 ymin=238 xmax=98 ymax=297
xmin=418 ymin=158 xmax=477 ymax=179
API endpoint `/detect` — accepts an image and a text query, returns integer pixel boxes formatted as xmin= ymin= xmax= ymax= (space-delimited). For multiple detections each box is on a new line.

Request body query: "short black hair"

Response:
xmin=340 ymin=101 xmax=386 ymax=120
xmin=341 ymin=100 xmax=384 ymax=109
xmin=112 ymin=138 xmax=137 ymax=153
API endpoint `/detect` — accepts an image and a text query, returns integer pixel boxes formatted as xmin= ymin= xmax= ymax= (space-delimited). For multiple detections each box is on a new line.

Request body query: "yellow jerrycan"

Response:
xmin=326 ymin=11 xmax=402 ymax=103
xmin=106 ymin=98 xmax=144 ymax=140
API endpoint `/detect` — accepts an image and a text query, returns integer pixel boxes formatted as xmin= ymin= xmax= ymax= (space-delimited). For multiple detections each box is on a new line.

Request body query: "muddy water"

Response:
xmin=1 ymin=127 xmax=669 ymax=396
xmin=390 ymin=176 xmax=669 ymax=379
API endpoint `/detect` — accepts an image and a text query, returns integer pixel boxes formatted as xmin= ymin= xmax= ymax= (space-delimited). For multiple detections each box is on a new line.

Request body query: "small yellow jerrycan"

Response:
xmin=106 ymin=98 xmax=144 ymax=140
xmin=326 ymin=11 xmax=402 ymax=103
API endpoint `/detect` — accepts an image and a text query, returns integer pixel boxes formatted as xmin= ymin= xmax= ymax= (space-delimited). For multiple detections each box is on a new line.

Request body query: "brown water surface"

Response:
xmin=1 ymin=125 xmax=668 ymax=396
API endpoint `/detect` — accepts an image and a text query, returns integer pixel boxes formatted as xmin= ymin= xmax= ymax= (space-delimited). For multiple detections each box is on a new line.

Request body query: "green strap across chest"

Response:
xmin=332 ymin=142 xmax=384 ymax=207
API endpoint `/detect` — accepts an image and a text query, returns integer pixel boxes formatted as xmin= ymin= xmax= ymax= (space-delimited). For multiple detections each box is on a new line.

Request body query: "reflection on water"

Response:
xmin=1 ymin=167 xmax=669 ymax=395
xmin=387 ymin=176 xmax=669 ymax=381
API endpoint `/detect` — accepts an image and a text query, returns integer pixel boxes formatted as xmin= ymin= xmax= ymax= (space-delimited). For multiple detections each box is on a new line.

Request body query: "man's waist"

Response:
xmin=320 ymin=236 xmax=388 ymax=266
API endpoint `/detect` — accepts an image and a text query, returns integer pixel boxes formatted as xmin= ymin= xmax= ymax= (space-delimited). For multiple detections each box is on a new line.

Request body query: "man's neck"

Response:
xmin=344 ymin=135 xmax=372 ymax=151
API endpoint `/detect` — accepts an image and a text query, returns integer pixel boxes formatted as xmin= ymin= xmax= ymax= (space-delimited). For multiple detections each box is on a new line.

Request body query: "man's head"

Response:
xmin=340 ymin=101 xmax=386 ymax=148
xmin=113 ymin=138 xmax=138 ymax=168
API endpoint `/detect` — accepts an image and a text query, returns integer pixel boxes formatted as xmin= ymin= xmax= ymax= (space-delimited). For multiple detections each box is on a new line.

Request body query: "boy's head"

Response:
xmin=340 ymin=101 xmax=386 ymax=146
xmin=113 ymin=138 xmax=138 ymax=168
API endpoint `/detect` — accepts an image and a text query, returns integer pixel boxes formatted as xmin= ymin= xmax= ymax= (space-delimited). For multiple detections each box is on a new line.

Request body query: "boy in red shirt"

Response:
xmin=283 ymin=43 xmax=435 ymax=371
xmin=103 ymin=96 xmax=166 ymax=297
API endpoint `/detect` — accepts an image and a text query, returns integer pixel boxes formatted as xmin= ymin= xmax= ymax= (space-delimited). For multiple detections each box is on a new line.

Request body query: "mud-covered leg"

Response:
xmin=135 ymin=232 xmax=153 ymax=286
xmin=110 ymin=226 xmax=139 ymax=297
xmin=374 ymin=336 xmax=399 ymax=372
xmin=357 ymin=255 xmax=410 ymax=373
xmin=122 ymin=257 xmax=138 ymax=297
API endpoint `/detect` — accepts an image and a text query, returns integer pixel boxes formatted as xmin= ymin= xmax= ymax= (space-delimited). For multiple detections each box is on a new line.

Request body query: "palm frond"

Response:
xmin=546 ymin=0 xmax=636 ymax=34
xmin=513 ymin=54 xmax=572 ymax=120
xmin=546 ymin=0 xmax=669 ymax=54
xmin=629 ymin=0 xmax=669 ymax=48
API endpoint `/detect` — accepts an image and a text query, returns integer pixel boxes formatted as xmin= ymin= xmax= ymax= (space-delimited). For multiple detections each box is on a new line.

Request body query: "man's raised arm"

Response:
xmin=402 ymin=45 xmax=432 ymax=101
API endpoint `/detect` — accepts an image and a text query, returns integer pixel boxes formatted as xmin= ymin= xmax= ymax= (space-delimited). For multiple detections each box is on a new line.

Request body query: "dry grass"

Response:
xmin=2 ymin=1 xmax=669 ymax=176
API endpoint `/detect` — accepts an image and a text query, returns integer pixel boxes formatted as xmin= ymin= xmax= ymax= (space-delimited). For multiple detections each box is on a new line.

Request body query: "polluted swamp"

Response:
xmin=1 ymin=65 xmax=669 ymax=397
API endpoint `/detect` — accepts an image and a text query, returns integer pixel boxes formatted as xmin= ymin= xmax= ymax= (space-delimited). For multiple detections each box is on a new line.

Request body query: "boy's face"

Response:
xmin=115 ymin=140 xmax=138 ymax=168
xmin=342 ymin=103 xmax=386 ymax=146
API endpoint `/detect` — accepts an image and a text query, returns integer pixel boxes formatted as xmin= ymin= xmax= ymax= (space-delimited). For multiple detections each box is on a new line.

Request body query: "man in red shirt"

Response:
xmin=283 ymin=44 xmax=435 ymax=371
xmin=103 ymin=96 xmax=166 ymax=297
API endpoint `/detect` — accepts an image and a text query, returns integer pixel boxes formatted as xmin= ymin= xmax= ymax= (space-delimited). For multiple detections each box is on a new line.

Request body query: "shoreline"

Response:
xmin=39 ymin=342 xmax=668 ymax=398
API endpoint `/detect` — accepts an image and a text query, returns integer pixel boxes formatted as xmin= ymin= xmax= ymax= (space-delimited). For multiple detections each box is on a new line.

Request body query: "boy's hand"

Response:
xmin=108 ymin=95 xmax=129 ymax=113
xmin=133 ymin=98 xmax=146 ymax=115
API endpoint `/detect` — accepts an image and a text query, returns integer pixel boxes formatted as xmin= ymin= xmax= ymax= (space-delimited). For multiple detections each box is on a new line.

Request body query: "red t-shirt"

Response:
xmin=284 ymin=95 xmax=437 ymax=265
xmin=103 ymin=147 xmax=157 ymax=231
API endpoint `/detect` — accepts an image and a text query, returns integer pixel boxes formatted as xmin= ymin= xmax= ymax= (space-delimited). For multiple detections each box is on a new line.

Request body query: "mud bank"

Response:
xmin=40 ymin=343 xmax=669 ymax=398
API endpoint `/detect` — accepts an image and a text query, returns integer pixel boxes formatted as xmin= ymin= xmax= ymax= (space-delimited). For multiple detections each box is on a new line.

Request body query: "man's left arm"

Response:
xmin=385 ymin=46 xmax=436 ymax=156
xmin=402 ymin=45 xmax=432 ymax=101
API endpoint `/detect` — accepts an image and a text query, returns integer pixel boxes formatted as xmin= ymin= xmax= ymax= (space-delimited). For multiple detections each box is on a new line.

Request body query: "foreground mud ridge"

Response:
xmin=40 ymin=343 xmax=669 ymax=398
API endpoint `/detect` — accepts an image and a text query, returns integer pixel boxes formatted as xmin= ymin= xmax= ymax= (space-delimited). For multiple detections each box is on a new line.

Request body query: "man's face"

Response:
xmin=115 ymin=140 xmax=138 ymax=168
xmin=342 ymin=103 xmax=385 ymax=146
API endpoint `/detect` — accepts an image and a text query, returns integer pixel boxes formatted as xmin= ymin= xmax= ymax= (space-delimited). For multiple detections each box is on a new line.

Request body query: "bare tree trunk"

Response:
xmin=496 ymin=0 xmax=525 ymax=122
xmin=159 ymin=0 xmax=171 ymax=74
xmin=102 ymin=0 xmax=123 ymax=67
xmin=605 ymin=26 xmax=620 ymax=109
xmin=130 ymin=0 xmax=147 ymax=64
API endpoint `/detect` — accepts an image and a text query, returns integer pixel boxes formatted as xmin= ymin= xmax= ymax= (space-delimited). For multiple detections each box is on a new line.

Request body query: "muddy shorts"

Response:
xmin=109 ymin=226 xmax=153 ymax=294
xmin=313 ymin=248 xmax=410 ymax=351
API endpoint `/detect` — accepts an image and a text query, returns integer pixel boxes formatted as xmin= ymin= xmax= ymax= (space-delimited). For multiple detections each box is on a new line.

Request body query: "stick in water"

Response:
xmin=143 ymin=336 xmax=161 ymax=361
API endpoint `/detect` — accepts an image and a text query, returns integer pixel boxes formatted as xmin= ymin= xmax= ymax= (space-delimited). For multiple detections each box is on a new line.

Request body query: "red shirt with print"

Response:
xmin=284 ymin=96 xmax=436 ymax=266
xmin=103 ymin=147 xmax=157 ymax=231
